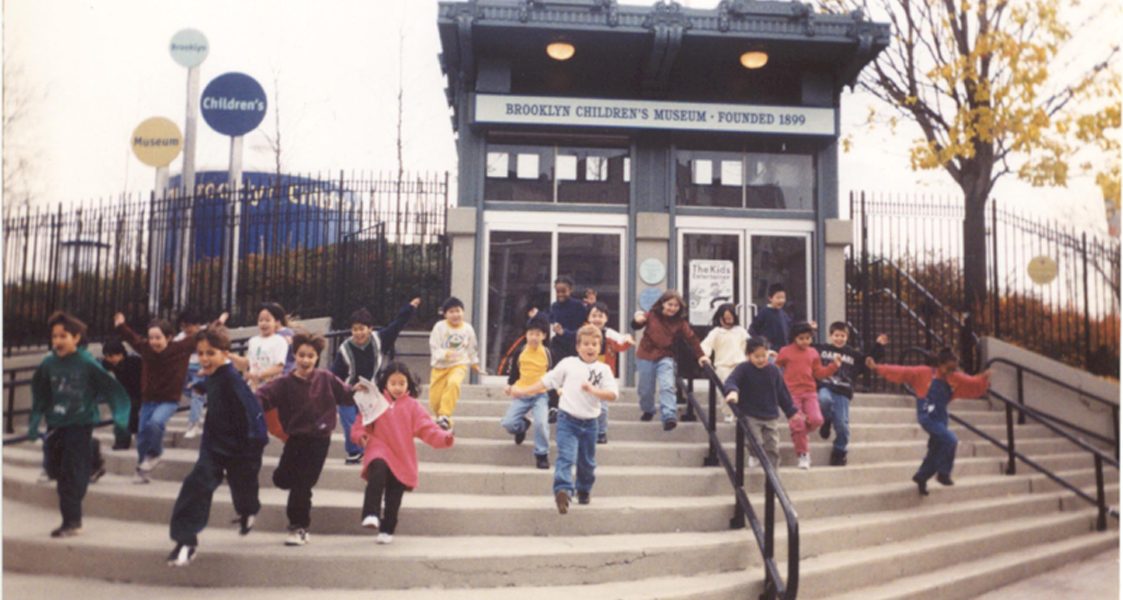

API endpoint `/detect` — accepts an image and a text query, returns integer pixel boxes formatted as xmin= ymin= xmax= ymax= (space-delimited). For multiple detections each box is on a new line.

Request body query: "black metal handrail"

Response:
xmin=894 ymin=347 xmax=1119 ymax=531
xmin=985 ymin=356 xmax=1120 ymax=456
xmin=674 ymin=363 xmax=799 ymax=600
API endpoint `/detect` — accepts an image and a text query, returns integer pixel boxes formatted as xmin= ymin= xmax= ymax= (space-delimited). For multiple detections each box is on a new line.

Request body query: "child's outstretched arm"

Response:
xmin=866 ymin=358 xmax=930 ymax=389
xmin=377 ymin=298 xmax=420 ymax=348
xmin=27 ymin=362 xmax=51 ymax=441
xmin=949 ymin=370 xmax=992 ymax=399
xmin=811 ymin=349 xmax=842 ymax=380
xmin=631 ymin=311 xmax=649 ymax=331
xmin=507 ymin=380 xmax=548 ymax=398
xmin=581 ymin=380 xmax=618 ymax=402
xmin=413 ymin=402 xmax=454 ymax=448
xmin=349 ymin=413 xmax=370 ymax=448
xmin=90 ymin=358 xmax=131 ymax=433
xmin=113 ymin=313 xmax=147 ymax=351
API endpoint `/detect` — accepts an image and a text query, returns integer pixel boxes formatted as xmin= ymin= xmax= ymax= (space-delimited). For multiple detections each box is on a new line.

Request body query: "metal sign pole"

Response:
xmin=228 ymin=135 xmax=243 ymax=314
xmin=148 ymin=165 xmax=170 ymax=316
xmin=176 ymin=64 xmax=201 ymax=310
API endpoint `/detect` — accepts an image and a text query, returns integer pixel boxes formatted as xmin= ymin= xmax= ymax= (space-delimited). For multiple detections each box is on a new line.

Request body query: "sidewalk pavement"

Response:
xmin=975 ymin=547 xmax=1119 ymax=600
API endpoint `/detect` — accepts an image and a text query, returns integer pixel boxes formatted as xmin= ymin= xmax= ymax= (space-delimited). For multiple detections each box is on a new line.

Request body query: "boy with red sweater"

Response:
xmin=775 ymin=321 xmax=841 ymax=469
xmin=257 ymin=332 xmax=355 ymax=546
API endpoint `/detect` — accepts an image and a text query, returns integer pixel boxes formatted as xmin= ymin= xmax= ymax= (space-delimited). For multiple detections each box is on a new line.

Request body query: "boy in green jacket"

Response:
xmin=29 ymin=311 xmax=130 ymax=538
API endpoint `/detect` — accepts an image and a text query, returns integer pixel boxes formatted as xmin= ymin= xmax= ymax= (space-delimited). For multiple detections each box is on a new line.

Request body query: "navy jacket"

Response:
xmin=723 ymin=362 xmax=798 ymax=421
xmin=202 ymin=363 xmax=268 ymax=456
xmin=748 ymin=306 xmax=792 ymax=352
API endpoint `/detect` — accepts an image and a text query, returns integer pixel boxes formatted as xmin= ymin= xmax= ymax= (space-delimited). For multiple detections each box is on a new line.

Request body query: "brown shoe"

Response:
xmin=554 ymin=490 xmax=570 ymax=515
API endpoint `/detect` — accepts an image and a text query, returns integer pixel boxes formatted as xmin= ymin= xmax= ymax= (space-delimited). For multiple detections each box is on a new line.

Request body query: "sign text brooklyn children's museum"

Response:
xmin=475 ymin=94 xmax=836 ymax=136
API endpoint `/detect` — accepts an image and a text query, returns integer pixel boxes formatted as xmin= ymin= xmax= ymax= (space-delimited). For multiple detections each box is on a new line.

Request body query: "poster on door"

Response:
xmin=688 ymin=260 xmax=735 ymax=326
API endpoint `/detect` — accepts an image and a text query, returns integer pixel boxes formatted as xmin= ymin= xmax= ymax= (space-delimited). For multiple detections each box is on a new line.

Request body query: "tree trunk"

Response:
xmin=960 ymin=185 xmax=989 ymax=370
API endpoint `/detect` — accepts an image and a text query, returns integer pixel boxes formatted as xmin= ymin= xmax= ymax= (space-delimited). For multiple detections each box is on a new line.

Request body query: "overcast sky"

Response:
xmin=3 ymin=0 xmax=1118 ymax=234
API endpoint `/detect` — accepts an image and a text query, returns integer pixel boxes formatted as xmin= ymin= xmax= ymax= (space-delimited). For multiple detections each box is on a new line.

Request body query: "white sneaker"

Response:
xmin=166 ymin=543 xmax=196 ymax=567
xmin=798 ymin=453 xmax=811 ymax=470
xmin=37 ymin=470 xmax=51 ymax=483
xmin=183 ymin=423 xmax=202 ymax=439
xmin=132 ymin=468 xmax=151 ymax=484
xmin=376 ymin=533 xmax=394 ymax=545
xmin=747 ymin=455 xmax=758 ymax=469
xmin=361 ymin=515 xmax=380 ymax=530
xmin=723 ymin=413 xmax=735 ymax=424
xmin=138 ymin=455 xmax=161 ymax=471
xmin=284 ymin=527 xmax=309 ymax=546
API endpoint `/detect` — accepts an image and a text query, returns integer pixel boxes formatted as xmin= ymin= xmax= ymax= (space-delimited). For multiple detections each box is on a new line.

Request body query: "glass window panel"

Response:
xmin=692 ymin=160 xmax=713 ymax=185
xmin=750 ymin=235 xmax=809 ymax=322
xmin=682 ymin=233 xmax=741 ymax=327
xmin=557 ymin=232 xmax=622 ymax=372
xmin=516 ymin=154 xmax=540 ymax=180
xmin=556 ymin=154 xmax=578 ymax=181
xmin=556 ymin=147 xmax=629 ymax=205
xmin=623 ymin=157 xmax=631 ymax=183
xmin=585 ymin=156 xmax=608 ymax=182
xmin=745 ymin=153 xmax=814 ymax=210
xmin=486 ymin=152 xmax=508 ymax=178
xmin=484 ymin=144 xmax=552 ymax=202
xmin=676 ymin=151 xmax=741 ymax=207
xmin=720 ymin=160 xmax=743 ymax=187
xmin=487 ymin=231 xmax=553 ymax=372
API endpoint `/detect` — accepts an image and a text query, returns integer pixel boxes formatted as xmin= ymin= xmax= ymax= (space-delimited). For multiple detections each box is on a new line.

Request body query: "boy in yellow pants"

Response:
xmin=428 ymin=297 xmax=482 ymax=430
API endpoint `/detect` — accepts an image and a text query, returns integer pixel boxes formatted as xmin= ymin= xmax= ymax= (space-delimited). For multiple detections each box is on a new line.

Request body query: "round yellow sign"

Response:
xmin=131 ymin=117 xmax=183 ymax=167
xmin=1027 ymin=255 xmax=1058 ymax=285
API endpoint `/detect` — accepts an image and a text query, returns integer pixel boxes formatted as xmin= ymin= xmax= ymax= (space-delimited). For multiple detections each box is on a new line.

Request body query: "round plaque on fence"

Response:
xmin=1027 ymin=255 xmax=1058 ymax=285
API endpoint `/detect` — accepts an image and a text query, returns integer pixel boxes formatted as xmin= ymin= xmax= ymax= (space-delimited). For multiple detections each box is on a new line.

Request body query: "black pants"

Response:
xmin=362 ymin=459 xmax=407 ymax=535
xmin=113 ymin=398 xmax=142 ymax=449
xmin=273 ymin=435 xmax=331 ymax=529
xmin=169 ymin=445 xmax=262 ymax=546
xmin=43 ymin=425 xmax=94 ymax=526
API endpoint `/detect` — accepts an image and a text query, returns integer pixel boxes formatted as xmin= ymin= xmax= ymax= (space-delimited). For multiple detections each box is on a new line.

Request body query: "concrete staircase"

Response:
xmin=3 ymin=385 xmax=1117 ymax=598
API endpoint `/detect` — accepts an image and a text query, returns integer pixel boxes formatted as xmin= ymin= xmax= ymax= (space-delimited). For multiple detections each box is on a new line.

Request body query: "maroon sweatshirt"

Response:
xmin=256 ymin=369 xmax=354 ymax=438
xmin=631 ymin=310 xmax=704 ymax=362
xmin=116 ymin=323 xmax=196 ymax=403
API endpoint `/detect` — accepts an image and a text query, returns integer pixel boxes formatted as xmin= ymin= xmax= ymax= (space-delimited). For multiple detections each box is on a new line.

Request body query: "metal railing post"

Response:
xmin=730 ymin=419 xmax=745 ymax=529
xmin=1113 ymin=406 xmax=1119 ymax=461
xmin=1095 ymin=454 xmax=1107 ymax=531
xmin=1015 ymin=367 xmax=1026 ymax=425
xmin=5 ymin=371 xmax=15 ymax=434
xmin=704 ymin=380 xmax=719 ymax=466
xmin=1004 ymin=403 xmax=1017 ymax=475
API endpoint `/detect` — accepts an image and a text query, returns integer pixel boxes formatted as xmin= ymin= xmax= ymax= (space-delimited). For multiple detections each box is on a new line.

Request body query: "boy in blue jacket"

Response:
xmin=748 ymin=283 xmax=794 ymax=353
xmin=30 ymin=311 xmax=131 ymax=537
xmin=168 ymin=327 xmax=268 ymax=567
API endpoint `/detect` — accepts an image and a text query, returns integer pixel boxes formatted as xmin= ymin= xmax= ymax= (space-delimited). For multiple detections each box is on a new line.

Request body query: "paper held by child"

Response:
xmin=354 ymin=377 xmax=389 ymax=425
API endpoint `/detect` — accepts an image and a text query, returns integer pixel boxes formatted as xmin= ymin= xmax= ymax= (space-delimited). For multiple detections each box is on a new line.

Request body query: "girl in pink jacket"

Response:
xmin=350 ymin=362 xmax=454 ymax=544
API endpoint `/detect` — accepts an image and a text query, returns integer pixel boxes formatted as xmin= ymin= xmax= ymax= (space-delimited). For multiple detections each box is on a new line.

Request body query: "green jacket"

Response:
xmin=29 ymin=348 xmax=130 ymax=438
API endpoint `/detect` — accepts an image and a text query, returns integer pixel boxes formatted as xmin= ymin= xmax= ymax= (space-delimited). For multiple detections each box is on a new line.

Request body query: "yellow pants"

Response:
xmin=429 ymin=364 xmax=468 ymax=422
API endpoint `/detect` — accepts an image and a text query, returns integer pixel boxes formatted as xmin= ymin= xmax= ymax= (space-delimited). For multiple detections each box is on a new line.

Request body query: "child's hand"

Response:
xmin=353 ymin=382 xmax=371 ymax=393
xmin=865 ymin=356 xmax=877 ymax=369
xmin=503 ymin=385 xmax=513 ymax=397
xmin=581 ymin=381 xmax=595 ymax=393
xmin=113 ymin=312 xmax=125 ymax=327
xmin=360 ymin=434 xmax=369 ymax=446
xmin=410 ymin=297 xmax=421 ymax=308
xmin=767 ymin=350 xmax=778 ymax=360
xmin=808 ymin=320 xmax=818 ymax=330
xmin=472 ymin=364 xmax=486 ymax=375
xmin=980 ymin=369 xmax=993 ymax=379
xmin=724 ymin=392 xmax=738 ymax=404
xmin=832 ymin=355 xmax=843 ymax=367
xmin=633 ymin=311 xmax=647 ymax=324
xmin=552 ymin=323 xmax=564 ymax=335
xmin=217 ymin=312 xmax=229 ymax=325
xmin=623 ymin=334 xmax=636 ymax=346
xmin=876 ymin=333 xmax=889 ymax=345
xmin=527 ymin=307 xmax=539 ymax=318
xmin=698 ymin=356 xmax=712 ymax=368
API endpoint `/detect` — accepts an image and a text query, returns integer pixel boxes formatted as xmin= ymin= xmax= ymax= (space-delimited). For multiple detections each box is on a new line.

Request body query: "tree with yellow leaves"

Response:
xmin=821 ymin=0 xmax=1120 ymax=357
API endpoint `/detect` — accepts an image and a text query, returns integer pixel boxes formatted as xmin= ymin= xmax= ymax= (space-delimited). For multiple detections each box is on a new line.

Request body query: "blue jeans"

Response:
xmin=137 ymin=401 xmax=178 ymax=462
xmin=818 ymin=388 xmax=851 ymax=452
xmin=184 ymin=364 xmax=206 ymax=426
xmin=637 ymin=357 xmax=677 ymax=423
xmin=500 ymin=393 xmax=550 ymax=457
xmin=597 ymin=401 xmax=609 ymax=436
xmin=338 ymin=405 xmax=362 ymax=456
xmin=915 ymin=413 xmax=958 ymax=482
xmin=554 ymin=411 xmax=597 ymax=495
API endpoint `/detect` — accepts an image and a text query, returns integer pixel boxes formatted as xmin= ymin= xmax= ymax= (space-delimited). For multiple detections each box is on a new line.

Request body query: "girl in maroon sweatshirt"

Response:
xmin=631 ymin=290 xmax=711 ymax=431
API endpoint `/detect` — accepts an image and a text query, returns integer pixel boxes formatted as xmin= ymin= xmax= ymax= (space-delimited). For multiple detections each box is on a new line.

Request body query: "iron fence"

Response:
xmin=3 ymin=171 xmax=451 ymax=351
xmin=847 ymin=191 xmax=1120 ymax=382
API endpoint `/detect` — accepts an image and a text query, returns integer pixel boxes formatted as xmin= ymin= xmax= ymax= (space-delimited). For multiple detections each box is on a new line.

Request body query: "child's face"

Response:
xmin=181 ymin=323 xmax=201 ymax=337
xmin=661 ymin=298 xmax=682 ymax=318
xmin=386 ymin=372 xmax=409 ymax=399
xmin=936 ymin=360 xmax=958 ymax=377
xmin=829 ymin=329 xmax=849 ymax=347
xmin=555 ymin=283 xmax=572 ymax=303
xmin=584 ymin=290 xmax=596 ymax=304
xmin=351 ymin=323 xmax=372 ymax=346
xmin=576 ymin=334 xmax=600 ymax=361
xmin=748 ymin=347 xmax=769 ymax=368
xmin=769 ymin=292 xmax=787 ymax=308
xmin=103 ymin=352 xmax=124 ymax=366
xmin=794 ymin=332 xmax=813 ymax=349
xmin=720 ymin=310 xmax=736 ymax=328
xmin=587 ymin=308 xmax=608 ymax=329
xmin=148 ymin=326 xmax=169 ymax=353
xmin=444 ymin=306 xmax=464 ymax=326
xmin=257 ymin=310 xmax=278 ymax=336
xmin=293 ymin=344 xmax=319 ymax=375
xmin=51 ymin=324 xmax=79 ymax=357
xmin=196 ymin=340 xmax=228 ymax=375
xmin=525 ymin=328 xmax=545 ymax=347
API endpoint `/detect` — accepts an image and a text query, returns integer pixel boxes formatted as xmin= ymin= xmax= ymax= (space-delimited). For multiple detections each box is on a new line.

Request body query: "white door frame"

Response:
xmin=480 ymin=211 xmax=628 ymax=384
xmin=675 ymin=215 xmax=815 ymax=325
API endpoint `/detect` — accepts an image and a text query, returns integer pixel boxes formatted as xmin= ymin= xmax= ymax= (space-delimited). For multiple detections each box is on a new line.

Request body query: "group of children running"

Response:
xmin=26 ymin=276 xmax=991 ymax=565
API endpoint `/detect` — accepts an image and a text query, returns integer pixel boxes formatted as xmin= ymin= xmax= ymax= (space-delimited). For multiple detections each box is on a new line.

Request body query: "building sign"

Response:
xmin=131 ymin=117 xmax=183 ymax=167
xmin=475 ymin=94 xmax=836 ymax=136
xmin=201 ymin=72 xmax=268 ymax=137
xmin=169 ymin=28 xmax=208 ymax=68
xmin=688 ymin=260 xmax=735 ymax=325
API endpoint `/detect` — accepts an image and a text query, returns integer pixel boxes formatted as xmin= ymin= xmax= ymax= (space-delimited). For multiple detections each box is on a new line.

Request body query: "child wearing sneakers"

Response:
xmin=352 ymin=362 xmax=454 ymax=544
xmin=632 ymin=290 xmax=711 ymax=431
xmin=748 ymin=284 xmax=793 ymax=354
xmin=30 ymin=311 xmax=131 ymax=537
xmin=700 ymin=303 xmax=750 ymax=424
xmin=585 ymin=302 xmax=634 ymax=444
xmin=257 ymin=331 xmax=355 ymax=546
xmin=428 ymin=297 xmax=482 ymax=430
xmin=867 ymin=348 xmax=991 ymax=495
xmin=502 ymin=315 xmax=553 ymax=469
xmin=168 ymin=327 xmax=268 ymax=567
xmin=100 ymin=338 xmax=143 ymax=451
xmin=723 ymin=336 xmax=798 ymax=468
xmin=507 ymin=325 xmax=619 ymax=514
xmin=775 ymin=321 xmax=841 ymax=470
xmin=331 ymin=299 xmax=420 ymax=464
xmin=814 ymin=323 xmax=888 ymax=466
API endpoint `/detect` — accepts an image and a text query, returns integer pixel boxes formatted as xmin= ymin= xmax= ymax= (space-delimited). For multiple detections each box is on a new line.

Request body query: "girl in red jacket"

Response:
xmin=631 ymin=290 xmax=711 ymax=431
xmin=351 ymin=361 xmax=454 ymax=544
xmin=775 ymin=321 xmax=841 ymax=470
xmin=867 ymin=348 xmax=991 ymax=495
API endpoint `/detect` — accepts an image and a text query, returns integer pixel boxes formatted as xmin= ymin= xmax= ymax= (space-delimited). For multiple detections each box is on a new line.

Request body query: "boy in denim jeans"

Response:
xmin=507 ymin=325 xmax=618 ymax=514
xmin=501 ymin=315 xmax=553 ymax=470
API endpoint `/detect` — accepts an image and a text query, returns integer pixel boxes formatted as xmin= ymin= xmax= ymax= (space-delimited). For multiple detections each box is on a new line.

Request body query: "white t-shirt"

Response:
xmin=247 ymin=334 xmax=289 ymax=376
xmin=429 ymin=320 xmax=480 ymax=368
xmin=540 ymin=356 xmax=619 ymax=420
xmin=700 ymin=325 xmax=750 ymax=372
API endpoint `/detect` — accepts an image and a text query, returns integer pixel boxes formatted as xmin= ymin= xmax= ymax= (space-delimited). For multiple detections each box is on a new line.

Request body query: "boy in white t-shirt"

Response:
xmin=507 ymin=324 xmax=618 ymax=514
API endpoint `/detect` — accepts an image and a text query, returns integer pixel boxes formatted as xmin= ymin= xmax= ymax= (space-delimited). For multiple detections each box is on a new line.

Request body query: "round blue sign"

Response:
xmin=639 ymin=287 xmax=664 ymax=311
xmin=200 ymin=72 xmax=267 ymax=137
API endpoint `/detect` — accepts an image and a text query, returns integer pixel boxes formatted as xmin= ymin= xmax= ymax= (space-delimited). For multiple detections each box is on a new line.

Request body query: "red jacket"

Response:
xmin=632 ymin=311 xmax=703 ymax=362
xmin=350 ymin=392 xmax=453 ymax=490
xmin=873 ymin=365 xmax=990 ymax=400
xmin=775 ymin=344 xmax=839 ymax=396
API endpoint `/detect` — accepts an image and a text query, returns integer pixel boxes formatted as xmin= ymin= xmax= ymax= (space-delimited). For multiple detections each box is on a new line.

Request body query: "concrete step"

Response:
xmin=2 ymin=464 xmax=736 ymax=536
xmin=0 ymin=498 xmax=754 ymax=591
xmin=821 ymin=529 xmax=1119 ymax=600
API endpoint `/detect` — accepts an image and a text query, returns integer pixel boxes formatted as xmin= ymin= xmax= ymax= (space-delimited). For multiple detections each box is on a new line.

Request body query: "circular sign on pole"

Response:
xmin=1027 ymin=255 xmax=1059 ymax=285
xmin=170 ymin=29 xmax=209 ymax=68
xmin=131 ymin=117 xmax=183 ymax=167
xmin=200 ymin=72 xmax=267 ymax=137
